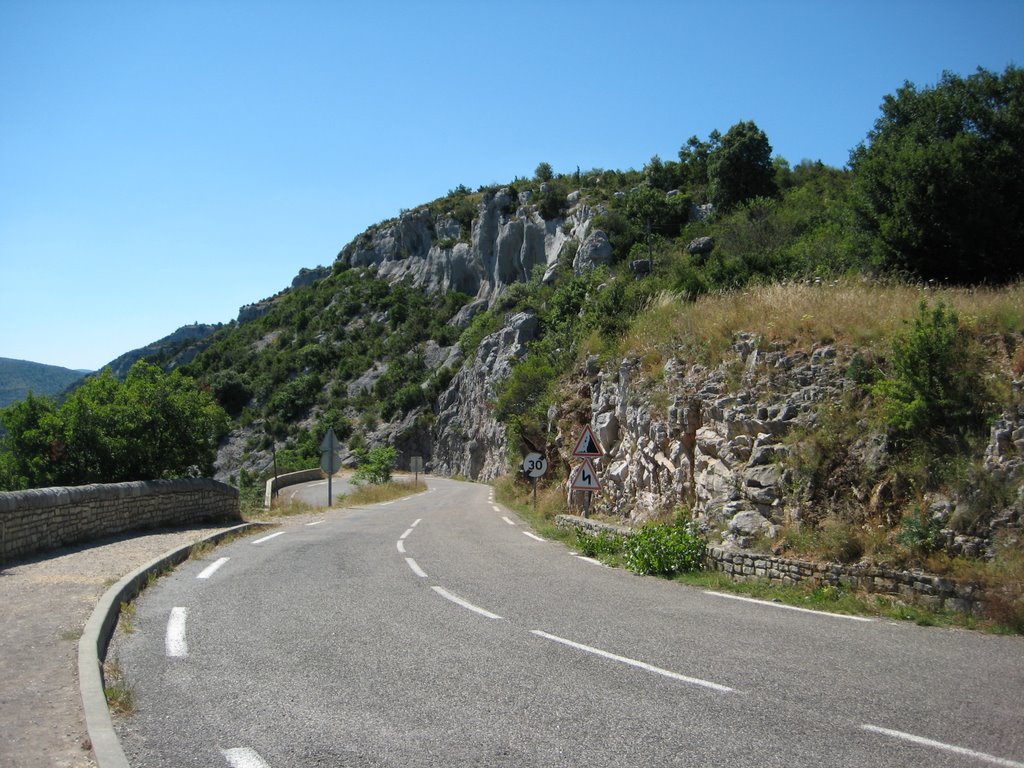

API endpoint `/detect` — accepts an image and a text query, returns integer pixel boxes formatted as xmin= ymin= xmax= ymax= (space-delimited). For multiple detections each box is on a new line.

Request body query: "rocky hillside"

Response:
xmin=170 ymin=86 xmax=1022 ymax=582
xmin=97 ymin=323 xmax=221 ymax=380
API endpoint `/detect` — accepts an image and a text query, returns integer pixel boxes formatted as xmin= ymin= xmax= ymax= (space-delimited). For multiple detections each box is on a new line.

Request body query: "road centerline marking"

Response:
xmin=305 ymin=520 xmax=325 ymax=527
xmin=197 ymin=557 xmax=229 ymax=580
xmin=165 ymin=607 xmax=188 ymax=658
xmin=222 ymin=747 xmax=272 ymax=768
xmin=396 ymin=540 xmax=406 ymax=554
xmin=530 ymin=630 xmax=733 ymax=692
xmin=252 ymin=531 xmax=285 ymax=545
xmin=405 ymin=557 xmax=428 ymax=578
xmin=400 ymin=527 xmax=414 ymax=540
xmin=411 ymin=518 xmax=422 ymax=527
xmin=860 ymin=724 xmax=1024 ymax=767
xmin=431 ymin=586 xmax=502 ymax=619
xmin=704 ymin=591 xmax=874 ymax=622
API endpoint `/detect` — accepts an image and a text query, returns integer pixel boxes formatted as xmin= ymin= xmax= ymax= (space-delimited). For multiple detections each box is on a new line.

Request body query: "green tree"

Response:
xmin=708 ymin=120 xmax=778 ymax=211
xmin=0 ymin=393 xmax=60 ymax=489
xmin=535 ymin=161 xmax=554 ymax=182
xmin=0 ymin=362 xmax=229 ymax=489
xmin=850 ymin=66 xmax=1024 ymax=283
xmin=872 ymin=300 xmax=990 ymax=453
xmin=678 ymin=130 xmax=720 ymax=195
xmin=353 ymin=446 xmax=398 ymax=485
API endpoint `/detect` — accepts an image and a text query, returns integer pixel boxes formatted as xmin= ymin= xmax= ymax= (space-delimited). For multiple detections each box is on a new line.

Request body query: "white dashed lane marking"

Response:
xmin=165 ymin=607 xmax=188 ymax=658
xmin=252 ymin=531 xmax=284 ymax=545
xmin=196 ymin=557 xmax=229 ymax=580
xmin=530 ymin=630 xmax=733 ymax=693
xmin=431 ymin=586 xmax=502 ymax=620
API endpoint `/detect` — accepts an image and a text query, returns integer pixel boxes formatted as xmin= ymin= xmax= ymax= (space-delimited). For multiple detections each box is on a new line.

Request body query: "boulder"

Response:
xmin=687 ymin=236 xmax=715 ymax=255
xmin=573 ymin=230 xmax=613 ymax=274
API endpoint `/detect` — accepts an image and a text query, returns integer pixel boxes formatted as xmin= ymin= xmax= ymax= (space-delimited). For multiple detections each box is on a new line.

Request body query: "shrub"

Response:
xmin=353 ymin=446 xmax=398 ymax=485
xmin=625 ymin=521 xmax=707 ymax=576
xmin=872 ymin=299 xmax=991 ymax=453
xmin=575 ymin=528 xmax=624 ymax=558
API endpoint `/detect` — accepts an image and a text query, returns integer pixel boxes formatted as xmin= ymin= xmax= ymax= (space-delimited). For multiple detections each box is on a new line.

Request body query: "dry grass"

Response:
xmin=619 ymin=279 xmax=1024 ymax=367
xmin=341 ymin=479 xmax=427 ymax=507
xmin=103 ymin=659 xmax=136 ymax=716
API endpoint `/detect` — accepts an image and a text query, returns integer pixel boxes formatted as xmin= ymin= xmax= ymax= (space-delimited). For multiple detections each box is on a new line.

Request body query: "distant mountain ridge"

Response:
xmin=93 ymin=323 xmax=222 ymax=381
xmin=0 ymin=357 xmax=89 ymax=408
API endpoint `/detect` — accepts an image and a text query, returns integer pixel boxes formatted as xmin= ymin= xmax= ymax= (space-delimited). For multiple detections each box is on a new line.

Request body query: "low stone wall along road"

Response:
xmin=109 ymin=477 xmax=1024 ymax=767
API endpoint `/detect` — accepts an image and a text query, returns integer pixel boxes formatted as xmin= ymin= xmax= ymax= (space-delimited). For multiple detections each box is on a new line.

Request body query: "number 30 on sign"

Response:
xmin=522 ymin=452 xmax=548 ymax=478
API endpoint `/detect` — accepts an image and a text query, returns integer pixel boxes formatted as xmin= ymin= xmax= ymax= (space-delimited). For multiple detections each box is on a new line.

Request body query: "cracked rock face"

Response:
xmin=580 ymin=337 xmax=834 ymax=528
xmin=336 ymin=191 xmax=598 ymax=307
xmin=431 ymin=311 xmax=539 ymax=481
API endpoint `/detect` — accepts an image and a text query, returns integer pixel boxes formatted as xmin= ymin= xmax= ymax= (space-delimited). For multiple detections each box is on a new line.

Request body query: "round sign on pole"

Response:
xmin=522 ymin=452 xmax=548 ymax=478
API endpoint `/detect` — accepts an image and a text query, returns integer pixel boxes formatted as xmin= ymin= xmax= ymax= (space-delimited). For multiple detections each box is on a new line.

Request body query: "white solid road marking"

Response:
xmin=861 ymin=725 xmax=1024 ymax=767
xmin=400 ymin=528 xmax=414 ymax=540
xmin=405 ymin=557 xmax=428 ymax=578
xmin=222 ymin=747 xmax=272 ymax=768
xmin=530 ymin=630 xmax=733 ymax=693
xmin=431 ymin=586 xmax=502 ymax=620
xmin=165 ymin=607 xmax=188 ymax=658
xmin=396 ymin=540 xmax=406 ymax=554
xmin=252 ymin=531 xmax=285 ymax=545
xmin=523 ymin=531 xmax=546 ymax=542
xmin=704 ymin=591 xmax=875 ymax=622
xmin=502 ymin=516 xmax=516 ymax=526
xmin=197 ymin=557 xmax=229 ymax=580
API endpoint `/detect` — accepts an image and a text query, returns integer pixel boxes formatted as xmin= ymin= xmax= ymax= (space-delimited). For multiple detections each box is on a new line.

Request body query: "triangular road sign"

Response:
xmin=572 ymin=424 xmax=604 ymax=457
xmin=571 ymin=458 xmax=602 ymax=491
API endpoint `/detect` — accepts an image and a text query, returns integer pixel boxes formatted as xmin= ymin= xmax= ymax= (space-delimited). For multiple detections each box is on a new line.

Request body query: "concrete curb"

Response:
xmin=77 ymin=523 xmax=268 ymax=768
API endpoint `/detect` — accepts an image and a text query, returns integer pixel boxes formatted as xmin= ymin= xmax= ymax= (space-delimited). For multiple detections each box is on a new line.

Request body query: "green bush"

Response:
xmin=575 ymin=528 xmax=624 ymax=558
xmin=353 ymin=446 xmax=398 ymax=485
xmin=871 ymin=299 xmax=991 ymax=453
xmin=625 ymin=521 xmax=707 ymax=576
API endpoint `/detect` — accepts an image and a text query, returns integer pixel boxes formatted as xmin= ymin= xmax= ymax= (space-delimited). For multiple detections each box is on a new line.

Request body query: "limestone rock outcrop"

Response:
xmin=431 ymin=311 xmax=539 ymax=480
xmin=336 ymin=190 xmax=599 ymax=308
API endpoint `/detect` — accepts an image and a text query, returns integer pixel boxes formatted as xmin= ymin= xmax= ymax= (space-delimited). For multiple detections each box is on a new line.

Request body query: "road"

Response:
xmin=111 ymin=477 xmax=1024 ymax=767
xmin=275 ymin=471 xmax=357 ymax=507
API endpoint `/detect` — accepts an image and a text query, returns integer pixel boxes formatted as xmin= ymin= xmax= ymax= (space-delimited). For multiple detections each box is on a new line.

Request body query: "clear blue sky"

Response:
xmin=2 ymin=1 xmax=1021 ymax=371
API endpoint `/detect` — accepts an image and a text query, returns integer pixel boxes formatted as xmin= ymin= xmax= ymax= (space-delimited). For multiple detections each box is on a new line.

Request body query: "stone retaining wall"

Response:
xmin=706 ymin=545 xmax=985 ymax=614
xmin=264 ymin=468 xmax=324 ymax=508
xmin=0 ymin=478 xmax=240 ymax=564
xmin=556 ymin=515 xmax=986 ymax=615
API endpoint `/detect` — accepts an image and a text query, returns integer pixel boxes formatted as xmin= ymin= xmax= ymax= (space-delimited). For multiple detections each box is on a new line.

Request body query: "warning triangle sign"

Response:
xmin=572 ymin=424 xmax=604 ymax=457
xmin=571 ymin=458 xmax=602 ymax=491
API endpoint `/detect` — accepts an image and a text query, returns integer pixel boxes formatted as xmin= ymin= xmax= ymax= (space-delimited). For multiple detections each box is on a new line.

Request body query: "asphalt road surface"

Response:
xmin=275 ymin=471 xmax=357 ymax=508
xmin=111 ymin=477 xmax=1024 ymax=767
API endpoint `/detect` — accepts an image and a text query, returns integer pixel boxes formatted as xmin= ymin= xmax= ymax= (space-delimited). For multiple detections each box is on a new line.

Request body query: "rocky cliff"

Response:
xmin=545 ymin=333 xmax=1024 ymax=559
xmin=337 ymin=188 xmax=601 ymax=305
xmin=431 ymin=311 xmax=538 ymax=480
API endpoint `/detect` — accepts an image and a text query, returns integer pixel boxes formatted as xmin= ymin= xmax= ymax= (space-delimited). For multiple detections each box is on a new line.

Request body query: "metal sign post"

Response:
xmin=522 ymin=452 xmax=548 ymax=512
xmin=320 ymin=428 xmax=342 ymax=507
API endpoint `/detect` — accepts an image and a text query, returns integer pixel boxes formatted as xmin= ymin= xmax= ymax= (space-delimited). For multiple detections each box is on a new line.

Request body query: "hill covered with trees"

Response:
xmin=0 ymin=358 xmax=88 ymax=409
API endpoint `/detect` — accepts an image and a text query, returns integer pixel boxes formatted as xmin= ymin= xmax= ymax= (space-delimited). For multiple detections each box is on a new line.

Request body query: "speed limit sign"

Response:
xmin=522 ymin=452 xmax=548 ymax=478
